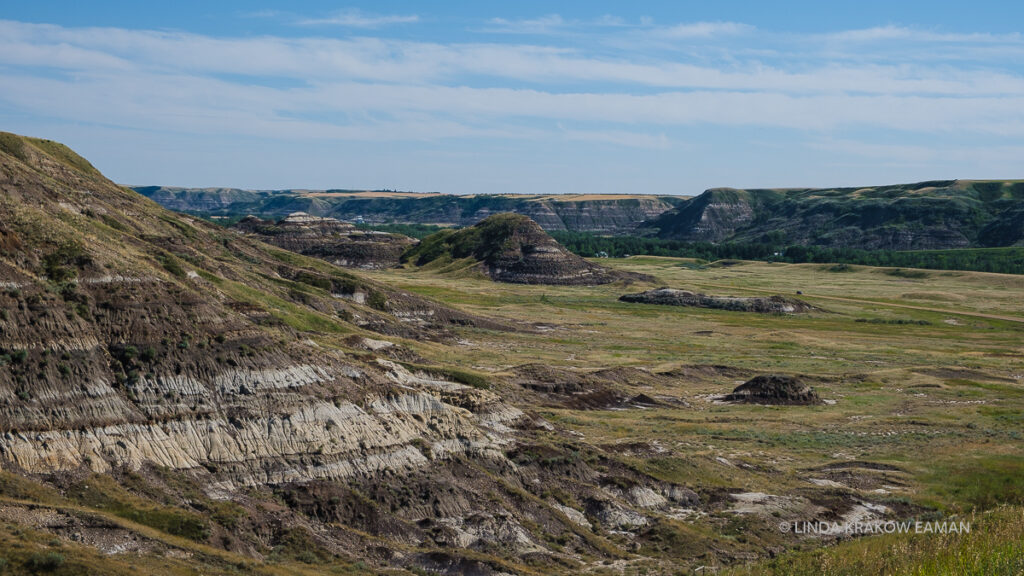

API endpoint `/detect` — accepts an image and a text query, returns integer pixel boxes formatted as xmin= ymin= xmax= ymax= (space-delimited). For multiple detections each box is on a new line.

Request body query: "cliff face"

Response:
xmin=135 ymin=187 xmax=683 ymax=234
xmin=0 ymin=133 xmax=705 ymax=573
xmin=0 ymin=134 xmax=508 ymax=485
xmin=404 ymin=214 xmax=627 ymax=285
xmin=648 ymin=181 xmax=1024 ymax=249
xmin=233 ymin=212 xmax=416 ymax=269
xmin=132 ymin=186 xmax=267 ymax=212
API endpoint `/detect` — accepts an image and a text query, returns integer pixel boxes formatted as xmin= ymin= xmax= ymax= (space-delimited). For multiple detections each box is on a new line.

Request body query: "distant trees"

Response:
xmin=548 ymin=231 xmax=1024 ymax=275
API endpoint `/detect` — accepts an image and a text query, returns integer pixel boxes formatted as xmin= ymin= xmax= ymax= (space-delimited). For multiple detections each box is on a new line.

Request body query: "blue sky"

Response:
xmin=2 ymin=2 xmax=1023 ymax=194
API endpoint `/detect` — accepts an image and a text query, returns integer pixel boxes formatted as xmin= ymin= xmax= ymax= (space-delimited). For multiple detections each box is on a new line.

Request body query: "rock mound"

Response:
xmin=619 ymin=288 xmax=819 ymax=314
xmin=724 ymin=375 xmax=822 ymax=405
xmin=404 ymin=213 xmax=627 ymax=285
xmin=234 ymin=212 xmax=415 ymax=269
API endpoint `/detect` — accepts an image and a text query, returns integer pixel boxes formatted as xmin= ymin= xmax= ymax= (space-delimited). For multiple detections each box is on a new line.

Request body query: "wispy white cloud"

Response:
xmin=822 ymin=25 xmax=1023 ymax=44
xmin=295 ymin=10 xmax=419 ymax=28
xmin=485 ymin=14 xmax=567 ymax=34
xmin=482 ymin=14 xmax=641 ymax=35
xmin=658 ymin=21 xmax=754 ymax=38
xmin=3 ymin=20 xmax=1022 ymax=97
xmin=1 ymin=16 xmax=1023 ymax=189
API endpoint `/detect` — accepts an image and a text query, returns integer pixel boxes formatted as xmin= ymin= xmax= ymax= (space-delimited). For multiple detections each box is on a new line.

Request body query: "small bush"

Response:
xmin=158 ymin=254 xmax=186 ymax=278
xmin=855 ymin=318 xmax=931 ymax=325
xmin=367 ymin=290 xmax=388 ymax=311
xmin=295 ymin=272 xmax=332 ymax=291
xmin=42 ymin=243 xmax=90 ymax=283
xmin=25 ymin=551 xmax=64 ymax=571
xmin=100 ymin=214 xmax=128 ymax=232
xmin=884 ymin=267 xmax=930 ymax=279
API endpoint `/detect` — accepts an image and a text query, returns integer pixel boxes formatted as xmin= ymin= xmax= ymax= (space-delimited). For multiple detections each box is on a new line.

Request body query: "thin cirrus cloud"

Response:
xmin=241 ymin=8 xmax=418 ymax=28
xmin=657 ymin=21 xmax=754 ymax=38
xmin=480 ymin=15 xmax=753 ymax=39
xmin=294 ymin=10 xmax=419 ymax=28
xmin=0 ymin=15 xmax=1023 ymax=191
xmin=483 ymin=14 xmax=637 ymax=34
xmin=3 ymin=19 xmax=1022 ymax=97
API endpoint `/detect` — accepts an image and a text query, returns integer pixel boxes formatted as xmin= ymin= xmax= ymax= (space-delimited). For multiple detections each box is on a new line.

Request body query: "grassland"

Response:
xmin=363 ymin=256 xmax=1024 ymax=574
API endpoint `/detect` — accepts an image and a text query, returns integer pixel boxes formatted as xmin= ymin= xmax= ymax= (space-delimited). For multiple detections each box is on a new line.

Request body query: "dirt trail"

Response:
xmin=691 ymin=282 xmax=1024 ymax=324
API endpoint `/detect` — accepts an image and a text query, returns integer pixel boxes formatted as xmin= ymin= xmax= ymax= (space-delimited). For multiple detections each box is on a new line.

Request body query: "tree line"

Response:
xmin=548 ymin=231 xmax=1024 ymax=275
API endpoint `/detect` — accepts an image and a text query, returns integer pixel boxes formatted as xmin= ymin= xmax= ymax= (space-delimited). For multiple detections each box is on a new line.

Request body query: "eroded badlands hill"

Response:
xmin=403 ymin=213 xmax=628 ymax=285
xmin=234 ymin=212 xmax=416 ymax=269
xmin=0 ymin=132 xmax=717 ymax=574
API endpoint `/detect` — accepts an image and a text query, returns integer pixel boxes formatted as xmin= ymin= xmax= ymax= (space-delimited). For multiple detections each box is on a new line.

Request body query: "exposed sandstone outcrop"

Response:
xmin=619 ymin=288 xmax=820 ymax=314
xmin=234 ymin=212 xmax=416 ymax=269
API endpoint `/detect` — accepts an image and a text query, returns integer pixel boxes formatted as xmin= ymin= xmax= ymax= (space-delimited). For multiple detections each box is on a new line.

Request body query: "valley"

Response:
xmin=0 ymin=134 xmax=1021 ymax=575
xmin=5 ymin=2 xmax=1024 ymax=573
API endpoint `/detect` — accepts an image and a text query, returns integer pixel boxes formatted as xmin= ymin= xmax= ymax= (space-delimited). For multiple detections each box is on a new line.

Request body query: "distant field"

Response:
xmin=366 ymin=256 xmax=1024 ymax=574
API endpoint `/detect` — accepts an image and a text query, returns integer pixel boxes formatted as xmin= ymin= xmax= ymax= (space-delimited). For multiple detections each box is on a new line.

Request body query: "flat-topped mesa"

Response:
xmin=404 ymin=213 xmax=628 ymax=285
xmin=619 ymin=287 xmax=821 ymax=314
xmin=233 ymin=211 xmax=416 ymax=269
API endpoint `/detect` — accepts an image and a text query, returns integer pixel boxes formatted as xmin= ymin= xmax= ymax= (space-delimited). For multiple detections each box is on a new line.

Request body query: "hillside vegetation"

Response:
xmin=647 ymin=181 xmax=1024 ymax=249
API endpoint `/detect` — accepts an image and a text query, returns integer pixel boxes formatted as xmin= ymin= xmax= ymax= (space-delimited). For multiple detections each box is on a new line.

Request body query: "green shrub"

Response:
xmin=158 ymin=254 xmax=186 ymax=278
xmin=100 ymin=214 xmax=128 ymax=232
xmin=24 ymin=551 xmax=64 ymax=571
xmin=367 ymin=290 xmax=388 ymax=311
xmin=42 ymin=243 xmax=90 ymax=283
xmin=883 ymin=267 xmax=930 ymax=279
xmin=295 ymin=272 xmax=332 ymax=291
xmin=0 ymin=132 xmax=27 ymax=161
